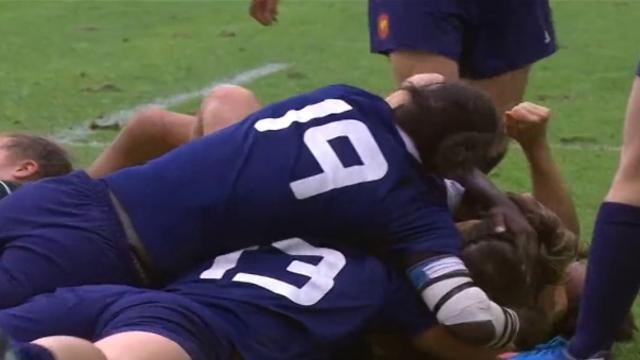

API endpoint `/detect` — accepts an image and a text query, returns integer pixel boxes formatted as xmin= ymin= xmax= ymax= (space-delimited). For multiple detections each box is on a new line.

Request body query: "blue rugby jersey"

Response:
xmin=0 ymin=238 xmax=436 ymax=360
xmin=165 ymin=237 xmax=436 ymax=360
xmin=104 ymin=84 xmax=462 ymax=281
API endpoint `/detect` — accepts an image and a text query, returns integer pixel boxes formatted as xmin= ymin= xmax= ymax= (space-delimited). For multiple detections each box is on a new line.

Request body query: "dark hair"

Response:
xmin=394 ymin=82 xmax=505 ymax=176
xmin=1 ymin=133 xmax=72 ymax=179
xmin=462 ymin=236 xmax=534 ymax=307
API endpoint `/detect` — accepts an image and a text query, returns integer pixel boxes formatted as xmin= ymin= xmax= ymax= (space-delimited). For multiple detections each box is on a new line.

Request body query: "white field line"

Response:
xmin=55 ymin=63 xmax=291 ymax=146
xmin=550 ymin=143 xmax=621 ymax=152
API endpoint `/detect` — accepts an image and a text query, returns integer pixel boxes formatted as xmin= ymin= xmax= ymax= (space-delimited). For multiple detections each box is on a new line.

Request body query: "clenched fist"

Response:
xmin=505 ymin=102 xmax=551 ymax=150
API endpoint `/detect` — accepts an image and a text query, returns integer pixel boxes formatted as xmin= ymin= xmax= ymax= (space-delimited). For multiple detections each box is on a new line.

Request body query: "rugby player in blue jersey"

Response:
xmin=0 ymin=237 xmax=500 ymax=360
xmin=0 ymin=105 xmax=610 ymax=360
xmin=507 ymin=62 xmax=640 ymax=360
xmin=0 ymin=196 xmax=598 ymax=360
xmin=0 ymin=133 xmax=71 ymax=199
xmin=0 ymin=75 xmax=528 ymax=348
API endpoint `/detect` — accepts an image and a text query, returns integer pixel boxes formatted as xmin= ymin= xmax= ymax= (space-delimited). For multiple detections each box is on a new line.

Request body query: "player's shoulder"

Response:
xmin=0 ymin=180 xmax=20 ymax=201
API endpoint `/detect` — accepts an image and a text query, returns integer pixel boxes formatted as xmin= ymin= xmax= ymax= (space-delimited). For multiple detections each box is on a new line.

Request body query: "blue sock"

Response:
xmin=568 ymin=202 xmax=640 ymax=358
xmin=13 ymin=343 xmax=55 ymax=360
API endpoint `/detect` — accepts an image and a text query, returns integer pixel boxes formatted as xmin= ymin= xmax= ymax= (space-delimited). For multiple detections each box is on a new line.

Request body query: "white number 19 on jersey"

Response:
xmin=254 ymin=99 xmax=389 ymax=199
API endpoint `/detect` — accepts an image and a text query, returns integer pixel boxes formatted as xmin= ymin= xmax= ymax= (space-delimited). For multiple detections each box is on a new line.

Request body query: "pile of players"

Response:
xmin=0 ymin=68 xmax=636 ymax=360
xmin=0 ymin=1 xmax=637 ymax=358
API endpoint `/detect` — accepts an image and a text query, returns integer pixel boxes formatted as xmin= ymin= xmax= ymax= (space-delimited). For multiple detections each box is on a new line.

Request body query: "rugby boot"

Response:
xmin=508 ymin=337 xmax=611 ymax=360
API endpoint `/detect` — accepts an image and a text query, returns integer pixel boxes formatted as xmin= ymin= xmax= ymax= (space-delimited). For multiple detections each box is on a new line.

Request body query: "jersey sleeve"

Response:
xmin=387 ymin=177 xmax=463 ymax=257
xmin=374 ymin=270 xmax=437 ymax=336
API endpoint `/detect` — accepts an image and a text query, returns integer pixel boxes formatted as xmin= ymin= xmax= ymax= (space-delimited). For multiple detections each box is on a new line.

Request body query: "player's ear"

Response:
xmin=13 ymin=159 xmax=40 ymax=181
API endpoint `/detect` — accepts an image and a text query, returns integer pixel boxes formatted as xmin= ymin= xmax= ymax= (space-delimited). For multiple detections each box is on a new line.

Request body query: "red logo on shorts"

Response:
xmin=378 ymin=13 xmax=390 ymax=40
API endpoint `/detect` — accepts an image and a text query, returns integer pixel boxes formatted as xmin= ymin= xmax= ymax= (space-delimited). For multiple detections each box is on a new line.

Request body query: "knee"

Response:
xmin=128 ymin=107 xmax=166 ymax=129
xmin=124 ymin=107 xmax=168 ymax=138
xmin=202 ymin=85 xmax=259 ymax=109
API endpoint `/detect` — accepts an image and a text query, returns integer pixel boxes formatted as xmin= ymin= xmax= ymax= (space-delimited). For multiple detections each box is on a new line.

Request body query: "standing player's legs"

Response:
xmin=389 ymin=51 xmax=459 ymax=85
xmin=88 ymin=85 xmax=262 ymax=178
xmin=461 ymin=0 xmax=556 ymax=114
xmin=469 ymin=67 xmax=532 ymax=121
xmin=369 ymin=0 xmax=463 ymax=84
xmin=369 ymin=0 xmax=556 ymax=115
xmin=564 ymin=68 xmax=640 ymax=358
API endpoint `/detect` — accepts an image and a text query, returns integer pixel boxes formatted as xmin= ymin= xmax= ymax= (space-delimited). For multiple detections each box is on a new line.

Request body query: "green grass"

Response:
xmin=1 ymin=0 xmax=640 ymax=357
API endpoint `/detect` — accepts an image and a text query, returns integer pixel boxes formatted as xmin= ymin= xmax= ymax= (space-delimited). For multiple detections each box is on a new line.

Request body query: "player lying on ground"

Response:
xmin=0 ymin=195 xmax=627 ymax=360
xmin=0 ymin=133 xmax=71 ymax=199
xmin=0 ymin=103 xmax=611 ymax=360
xmin=0 ymin=78 xmax=525 ymax=348
xmin=0 ymin=236 xmax=504 ymax=360
xmin=508 ymin=63 xmax=640 ymax=360
xmin=0 ymin=199 xmax=577 ymax=360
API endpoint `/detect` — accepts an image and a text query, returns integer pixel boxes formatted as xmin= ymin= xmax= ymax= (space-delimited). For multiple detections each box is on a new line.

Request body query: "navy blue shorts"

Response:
xmin=636 ymin=61 xmax=640 ymax=77
xmin=369 ymin=0 xmax=558 ymax=79
xmin=0 ymin=286 xmax=234 ymax=360
xmin=0 ymin=171 xmax=139 ymax=308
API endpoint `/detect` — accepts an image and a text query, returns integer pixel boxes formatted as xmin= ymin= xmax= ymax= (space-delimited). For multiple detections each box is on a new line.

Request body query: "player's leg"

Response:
xmin=91 ymin=292 xmax=233 ymax=360
xmin=0 ymin=285 xmax=136 ymax=342
xmin=89 ymin=85 xmax=261 ymax=178
xmin=463 ymin=0 xmax=556 ymax=115
xmin=88 ymin=108 xmax=197 ymax=178
xmin=389 ymin=51 xmax=459 ymax=84
xmin=196 ymin=85 xmax=262 ymax=137
xmin=469 ymin=67 xmax=531 ymax=119
xmin=562 ymin=68 xmax=640 ymax=358
xmin=8 ymin=336 xmax=108 ymax=360
xmin=368 ymin=0 xmax=463 ymax=84
xmin=94 ymin=332 xmax=190 ymax=360
xmin=8 ymin=334 xmax=187 ymax=360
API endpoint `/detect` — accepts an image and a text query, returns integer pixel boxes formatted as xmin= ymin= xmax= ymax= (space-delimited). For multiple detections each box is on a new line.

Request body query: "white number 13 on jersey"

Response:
xmin=254 ymin=99 xmax=389 ymax=199
xmin=200 ymin=238 xmax=347 ymax=306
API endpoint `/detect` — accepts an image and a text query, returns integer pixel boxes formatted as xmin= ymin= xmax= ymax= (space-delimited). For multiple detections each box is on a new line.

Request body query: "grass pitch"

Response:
xmin=1 ymin=0 xmax=640 ymax=357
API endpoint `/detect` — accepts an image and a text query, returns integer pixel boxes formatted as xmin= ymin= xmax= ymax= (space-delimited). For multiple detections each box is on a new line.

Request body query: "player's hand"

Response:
xmin=505 ymin=102 xmax=551 ymax=150
xmin=488 ymin=202 xmax=538 ymax=275
xmin=250 ymin=0 xmax=279 ymax=26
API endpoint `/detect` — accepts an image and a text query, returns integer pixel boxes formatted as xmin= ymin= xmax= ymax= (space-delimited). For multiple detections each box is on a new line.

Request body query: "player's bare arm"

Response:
xmin=506 ymin=102 xmax=580 ymax=236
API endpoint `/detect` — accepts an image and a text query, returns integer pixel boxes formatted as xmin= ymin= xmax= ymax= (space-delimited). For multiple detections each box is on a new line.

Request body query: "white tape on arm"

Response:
xmin=409 ymin=256 xmax=519 ymax=348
